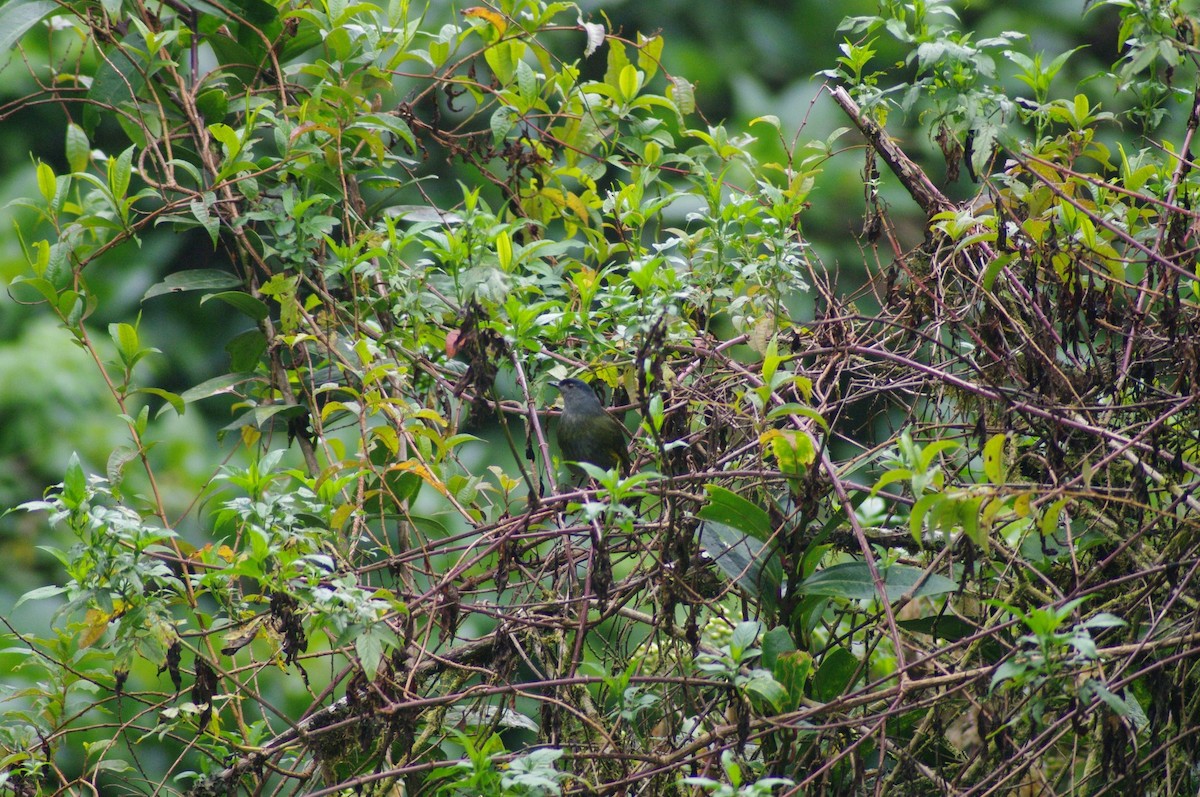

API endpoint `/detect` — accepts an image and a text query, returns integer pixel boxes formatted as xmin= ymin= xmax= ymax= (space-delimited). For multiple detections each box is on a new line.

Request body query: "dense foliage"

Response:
xmin=6 ymin=0 xmax=1200 ymax=795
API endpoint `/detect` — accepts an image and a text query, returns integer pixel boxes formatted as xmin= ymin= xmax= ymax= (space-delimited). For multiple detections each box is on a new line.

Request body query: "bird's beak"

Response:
xmin=549 ymin=380 xmax=562 ymax=390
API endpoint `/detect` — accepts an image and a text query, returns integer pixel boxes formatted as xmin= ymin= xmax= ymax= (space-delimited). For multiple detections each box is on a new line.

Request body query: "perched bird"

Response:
xmin=551 ymin=378 xmax=631 ymax=477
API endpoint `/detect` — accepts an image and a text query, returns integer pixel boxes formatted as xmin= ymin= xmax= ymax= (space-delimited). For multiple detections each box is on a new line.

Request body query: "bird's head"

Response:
xmin=551 ymin=378 xmax=604 ymax=413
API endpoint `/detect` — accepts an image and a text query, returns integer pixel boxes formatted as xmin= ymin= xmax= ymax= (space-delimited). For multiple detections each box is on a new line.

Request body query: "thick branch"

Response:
xmin=830 ymin=85 xmax=954 ymax=216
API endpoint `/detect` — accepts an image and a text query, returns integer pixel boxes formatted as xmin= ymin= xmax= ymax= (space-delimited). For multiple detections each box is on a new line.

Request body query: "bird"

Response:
xmin=551 ymin=378 xmax=631 ymax=477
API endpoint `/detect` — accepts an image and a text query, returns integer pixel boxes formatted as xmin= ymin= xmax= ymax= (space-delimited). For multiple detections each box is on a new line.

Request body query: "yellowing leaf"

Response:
xmin=563 ymin=191 xmax=590 ymax=223
xmin=462 ymin=6 xmax=507 ymax=36
xmin=761 ymin=429 xmax=816 ymax=475
xmin=331 ymin=503 xmax=354 ymax=531
xmin=983 ymin=432 xmax=1009 ymax=484
xmin=80 ymin=608 xmax=111 ymax=649
xmin=392 ymin=460 xmax=449 ymax=497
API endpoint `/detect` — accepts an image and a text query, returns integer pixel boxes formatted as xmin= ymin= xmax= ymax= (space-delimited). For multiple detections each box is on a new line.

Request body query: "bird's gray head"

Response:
xmin=551 ymin=378 xmax=604 ymax=412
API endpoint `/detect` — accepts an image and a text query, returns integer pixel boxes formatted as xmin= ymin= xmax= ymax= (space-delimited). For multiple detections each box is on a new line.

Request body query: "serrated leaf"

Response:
xmin=106 ymin=445 xmax=138 ymax=490
xmin=516 ymin=59 xmax=536 ymax=98
xmin=668 ymin=76 xmax=695 ymax=115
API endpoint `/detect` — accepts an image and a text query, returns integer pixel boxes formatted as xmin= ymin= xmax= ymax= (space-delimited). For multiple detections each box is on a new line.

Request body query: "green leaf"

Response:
xmin=225 ymin=0 xmax=278 ymax=25
xmin=871 ymin=467 xmax=914 ymax=497
xmin=200 ymin=291 xmax=269 ymax=321
xmin=698 ymin=485 xmax=772 ymax=541
xmin=66 ymin=123 xmax=90 ymax=173
xmin=226 ymin=329 xmax=267 ymax=373
xmin=485 ymin=40 xmax=518 ymax=84
xmin=910 ymin=493 xmax=939 ymax=543
xmin=195 ymin=89 xmax=229 ymax=121
xmin=180 ymin=373 xmax=258 ymax=403
xmin=636 ymin=32 xmax=662 ymax=77
xmin=668 ymin=76 xmax=695 ymax=115
xmin=897 ymin=614 xmax=977 ymax=642
xmin=378 ymin=469 xmax=423 ymax=509
xmin=983 ymin=432 xmax=1008 ymax=483
xmin=0 ymin=0 xmax=57 ymax=58
xmin=774 ymin=651 xmax=812 ymax=711
xmin=617 ymin=64 xmax=641 ymax=102
xmin=110 ymin=322 xmax=140 ymax=367
xmin=729 ymin=621 xmax=761 ymax=658
xmin=697 ymin=520 xmax=781 ymax=601
xmin=83 ymin=33 xmax=148 ymax=135
xmin=761 ymin=626 xmax=796 ymax=670
xmin=36 ymin=161 xmax=56 ymax=203
xmin=63 ymin=452 xmax=86 ymax=509
xmin=516 ymin=59 xmax=537 ymax=99
xmin=750 ymin=115 xmax=782 ymax=132
xmin=813 ymin=646 xmax=858 ymax=702
xmin=106 ymin=445 xmax=139 ymax=491
xmin=356 ymin=627 xmax=386 ymax=681
xmin=981 ymin=251 xmax=1014 ymax=291
xmin=8 ymin=275 xmax=58 ymax=305
xmin=1040 ymin=498 xmax=1069 ymax=539
xmin=14 ymin=584 xmax=68 ymax=609
xmin=219 ymin=403 xmax=306 ymax=433
xmin=740 ymin=669 xmax=786 ymax=710
xmin=490 ymin=107 xmax=516 ymax=144
xmin=190 ymin=192 xmax=221 ymax=246
xmin=133 ymin=387 xmax=186 ymax=417
xmin=144 ymin=269 xmax=242 ymax=300
xmin=108 ymin=145 xmax=134 ymax=202
xmin=800 ymin=561 xmax=958 ymax=602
